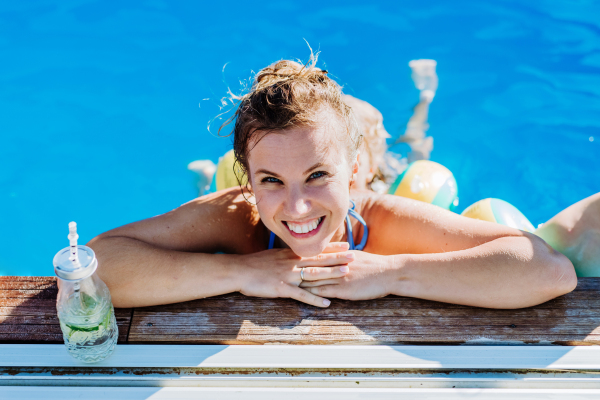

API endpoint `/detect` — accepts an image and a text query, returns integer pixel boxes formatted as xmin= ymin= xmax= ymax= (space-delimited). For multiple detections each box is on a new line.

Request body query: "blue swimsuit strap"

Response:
xmin=345 ymin=200 xmax=368 ymax=251
xmin=268 ymin=229 xmax=276 ymax=250
xmin=268 ymin=200 xmax=368 ymax=250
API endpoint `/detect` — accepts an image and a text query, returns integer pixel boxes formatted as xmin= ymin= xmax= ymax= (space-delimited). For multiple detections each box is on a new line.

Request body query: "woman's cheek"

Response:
xmin=254 ymin=189 xmax=280 ymax=225
xmin=322 ymin=181 xmax=350 ymax=207
xmin=315 ymin=183 xmax=349 ymax=226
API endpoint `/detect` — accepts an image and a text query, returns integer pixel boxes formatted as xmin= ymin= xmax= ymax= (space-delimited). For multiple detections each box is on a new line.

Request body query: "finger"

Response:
xmin=284 ymin=284 xmax=331 ymax=308
xmin=299 ymin=265 xmax=349 ymax=281
xmin=300 ymin=252 xmax=354 ymax=268
xmin=321 ymin=242 xmax=350 ymax=253
xmin=306 ymin=285 xmax=340 ymax=298
xmin=299 ymin=278 xmax=342 ymax=288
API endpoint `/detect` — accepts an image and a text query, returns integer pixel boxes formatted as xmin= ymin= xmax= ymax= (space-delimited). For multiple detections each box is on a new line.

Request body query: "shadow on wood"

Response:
xmin=2 ymin=277 xmax=600 ymax=346
xmin=128 ymin=279 xmax=600 ymax=346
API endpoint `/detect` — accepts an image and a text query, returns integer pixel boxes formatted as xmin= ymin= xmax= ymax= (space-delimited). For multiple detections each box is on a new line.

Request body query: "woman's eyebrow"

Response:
xmin=256 ymin=169 xmax=281 ymax=177
xmin=256 ymin=163 xmax=326 ymax=178
xmin=303 ymin=162 xmax=325 ymax=175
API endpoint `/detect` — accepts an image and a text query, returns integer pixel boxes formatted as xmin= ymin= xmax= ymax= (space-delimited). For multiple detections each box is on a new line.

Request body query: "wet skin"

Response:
xmin=88 ymin=113 xmax=577 ymax=309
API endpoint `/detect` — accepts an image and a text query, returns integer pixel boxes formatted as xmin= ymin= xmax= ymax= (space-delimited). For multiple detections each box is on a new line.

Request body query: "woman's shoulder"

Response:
xmin=351 ymin=190 xmax=417 ymax=220
xmin=183 ymin=187 xmax=260 ymax=219
xmin=354 ymin=189 xmax=527 ymax=255
xmin=189 ymin=187 xmax=267 ymax=243
xmin=90 ymin=187 xmax=267 ymax=255
xmin=353 ymin=189 xmax=453 ymax=218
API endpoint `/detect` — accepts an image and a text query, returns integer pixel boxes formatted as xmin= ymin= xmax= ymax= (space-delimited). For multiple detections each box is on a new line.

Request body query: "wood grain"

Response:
xmin=0 ymin=277 xmax=131 ymax=344
xmin=1 ymin=276 xmax=599 ymax=345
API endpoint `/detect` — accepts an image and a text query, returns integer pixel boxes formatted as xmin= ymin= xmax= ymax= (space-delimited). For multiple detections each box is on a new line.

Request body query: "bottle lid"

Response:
xmin=53 ymin=245 xmax=98 ymax=281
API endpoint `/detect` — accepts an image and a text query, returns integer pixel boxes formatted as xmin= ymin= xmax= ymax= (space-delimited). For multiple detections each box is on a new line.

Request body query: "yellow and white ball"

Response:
xmin=461 ymin=198 xmax=535 ymax=232
xmin=388 ymin=160 xmax=459 ymax=210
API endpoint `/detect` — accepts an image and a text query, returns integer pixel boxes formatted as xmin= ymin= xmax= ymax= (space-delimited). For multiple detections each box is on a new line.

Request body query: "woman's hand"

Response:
xmin=237 ymin=242 xmax=354 ymax=307
xmin=300 ymin=251 xmax=395 ymax=301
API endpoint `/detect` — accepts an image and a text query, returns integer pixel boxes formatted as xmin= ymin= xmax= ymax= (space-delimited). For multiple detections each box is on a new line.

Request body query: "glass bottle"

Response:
xmin=53 ymin=222 xmax=118 ymax=363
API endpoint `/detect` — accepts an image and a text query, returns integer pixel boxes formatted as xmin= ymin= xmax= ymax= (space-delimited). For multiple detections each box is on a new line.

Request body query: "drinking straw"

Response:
xmin=68 ymin=222 xmax=81 ymax=269
xmin=67 ymin=222 xmax=87 ymax=308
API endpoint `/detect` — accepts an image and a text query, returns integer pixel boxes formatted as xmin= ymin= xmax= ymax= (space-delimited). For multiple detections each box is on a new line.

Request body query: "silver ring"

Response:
xmin=300 ymin=267 xmax=305 ymax=282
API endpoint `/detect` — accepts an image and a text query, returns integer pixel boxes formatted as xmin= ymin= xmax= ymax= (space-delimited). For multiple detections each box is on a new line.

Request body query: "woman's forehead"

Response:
xmin=248 ymin=124 xmax=346 ymax=172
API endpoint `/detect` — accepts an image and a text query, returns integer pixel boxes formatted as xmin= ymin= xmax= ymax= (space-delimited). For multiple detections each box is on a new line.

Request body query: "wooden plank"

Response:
xmin=126 ymin=335 xmax=600 ymax=346
xmin=127 ymin=313 xmax=600 ymax=326
xmin=128 ymin=278 xmax=600 ymax=345
xmin=132 ymin=293 xmax=600 ymax=310
xmin=2 ymin=277 xmax=600 ymax=345
xmin=0 ymin=277 xmax=132 ymax=344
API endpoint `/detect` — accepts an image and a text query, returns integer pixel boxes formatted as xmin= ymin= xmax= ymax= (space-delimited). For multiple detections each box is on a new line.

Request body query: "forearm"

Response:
xmin=390 ymin=235 xmax=577 ymax=309
xmin=88 ymin=236 xmax=242 ymax=308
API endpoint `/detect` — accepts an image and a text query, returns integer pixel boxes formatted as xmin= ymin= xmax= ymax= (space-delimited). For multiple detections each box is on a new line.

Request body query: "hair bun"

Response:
xmin=255 ymin=60 xmax=328 ymax=86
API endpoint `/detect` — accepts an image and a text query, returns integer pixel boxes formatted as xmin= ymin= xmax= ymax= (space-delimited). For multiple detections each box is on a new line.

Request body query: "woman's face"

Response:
xmin=247 ymin=114 xmax=357 ymax=257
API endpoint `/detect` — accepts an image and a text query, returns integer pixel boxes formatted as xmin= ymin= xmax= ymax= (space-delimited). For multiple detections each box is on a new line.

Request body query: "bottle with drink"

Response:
xmin=53 ymin=222 xmax=118 ymax=363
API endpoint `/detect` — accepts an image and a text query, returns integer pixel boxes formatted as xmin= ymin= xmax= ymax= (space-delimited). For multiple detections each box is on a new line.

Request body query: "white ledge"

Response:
xmin=3 ymin=387 xmax=600 ymax=400
xmin=1 ymin=344 xmax=600 ymax=370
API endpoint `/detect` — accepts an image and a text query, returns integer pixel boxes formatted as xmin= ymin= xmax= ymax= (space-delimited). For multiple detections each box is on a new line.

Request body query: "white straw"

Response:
xmin=68 ymin=221 xmax=81 ymax=269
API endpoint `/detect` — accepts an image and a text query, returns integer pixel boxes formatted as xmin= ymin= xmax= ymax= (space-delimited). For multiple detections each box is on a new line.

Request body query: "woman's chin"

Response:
xmin=289 ymin=242 xmax=328 ymax=258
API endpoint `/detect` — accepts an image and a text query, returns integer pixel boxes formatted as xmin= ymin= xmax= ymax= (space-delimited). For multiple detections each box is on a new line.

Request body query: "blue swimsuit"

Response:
xmin=268 ymin=200 xmax=369 ymax=251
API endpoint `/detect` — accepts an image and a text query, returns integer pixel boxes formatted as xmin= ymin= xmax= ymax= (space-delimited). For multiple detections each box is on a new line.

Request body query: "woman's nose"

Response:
xmin=284 ymin=186 xmax=311 ymax=217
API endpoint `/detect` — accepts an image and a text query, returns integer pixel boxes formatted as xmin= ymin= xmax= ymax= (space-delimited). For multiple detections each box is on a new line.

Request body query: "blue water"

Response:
xmin=1 ymin=1 xmax=599 ymax=276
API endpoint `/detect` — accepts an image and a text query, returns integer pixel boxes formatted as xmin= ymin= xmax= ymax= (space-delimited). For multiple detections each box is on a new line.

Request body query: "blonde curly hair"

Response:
xmin=342 ymin=95 xmax=390 ymax=185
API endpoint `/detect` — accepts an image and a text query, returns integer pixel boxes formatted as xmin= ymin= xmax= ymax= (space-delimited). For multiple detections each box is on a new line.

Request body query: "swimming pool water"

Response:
xmin=1 ymin=1 xmax=599 ymax=276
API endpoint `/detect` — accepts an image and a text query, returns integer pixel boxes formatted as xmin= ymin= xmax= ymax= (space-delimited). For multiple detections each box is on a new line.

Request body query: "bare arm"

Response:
xmin=89 ymin=188 xmax=351 ymax=308
xmin=304 ymin=194 xmax=577 ymax=308
xmin=88 ymin=236 xmax=241 ymax=307
xmin=87 ymin=189 xmax=261 ymax=307
xmin=391 ymin=231 xmax=575 ymax=308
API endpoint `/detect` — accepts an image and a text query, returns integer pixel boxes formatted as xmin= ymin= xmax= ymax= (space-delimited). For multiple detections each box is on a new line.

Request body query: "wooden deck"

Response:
xmin=3 ymin=276 xmax=600 ymax=396
xmin=2 ymin=276 xmax=599 ymax=345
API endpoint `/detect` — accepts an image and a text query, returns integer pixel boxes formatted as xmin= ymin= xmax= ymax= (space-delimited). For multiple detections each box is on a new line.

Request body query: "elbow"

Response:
xmin=531 ymin=234 xmax=577 ymax=300
xmin=505 ymin=233 xmax=577 ymax=309
xmin=548 ymin=250 xmax=577 ymax=297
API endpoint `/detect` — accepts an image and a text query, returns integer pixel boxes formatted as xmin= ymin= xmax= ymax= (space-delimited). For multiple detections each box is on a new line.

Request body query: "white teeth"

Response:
xmin=286 ymin=217 xmax=322 ymax=234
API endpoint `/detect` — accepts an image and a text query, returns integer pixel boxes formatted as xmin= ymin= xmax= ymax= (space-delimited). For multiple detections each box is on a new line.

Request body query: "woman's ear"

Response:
xmin=353 ymin=151 xmax=361 ymax=175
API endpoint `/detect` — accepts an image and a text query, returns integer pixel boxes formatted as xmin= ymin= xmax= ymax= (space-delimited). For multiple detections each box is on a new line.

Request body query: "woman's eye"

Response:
xmin=308 ymin=171 xmax=328 ymax=180
xmin=262 ymin=176 xmax=282 ymax=184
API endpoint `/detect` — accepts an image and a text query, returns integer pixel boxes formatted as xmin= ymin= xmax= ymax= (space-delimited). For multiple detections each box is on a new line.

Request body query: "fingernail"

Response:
xmin=323 ymin=299 xmax=331 ymax=306
xmin=346 ymin=253 xmax=354 ymax=259
xmin=340 ymin=266 xmax=349 ymax=273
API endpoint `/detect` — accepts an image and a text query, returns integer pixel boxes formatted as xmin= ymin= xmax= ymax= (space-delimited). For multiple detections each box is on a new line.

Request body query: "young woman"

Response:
xmin=88 ymin=58 xmax=576 ymax=309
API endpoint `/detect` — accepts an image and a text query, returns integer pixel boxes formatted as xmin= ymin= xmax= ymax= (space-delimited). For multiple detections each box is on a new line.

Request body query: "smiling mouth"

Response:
xmin=283 ymin=217 xmax=325 ymax=238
